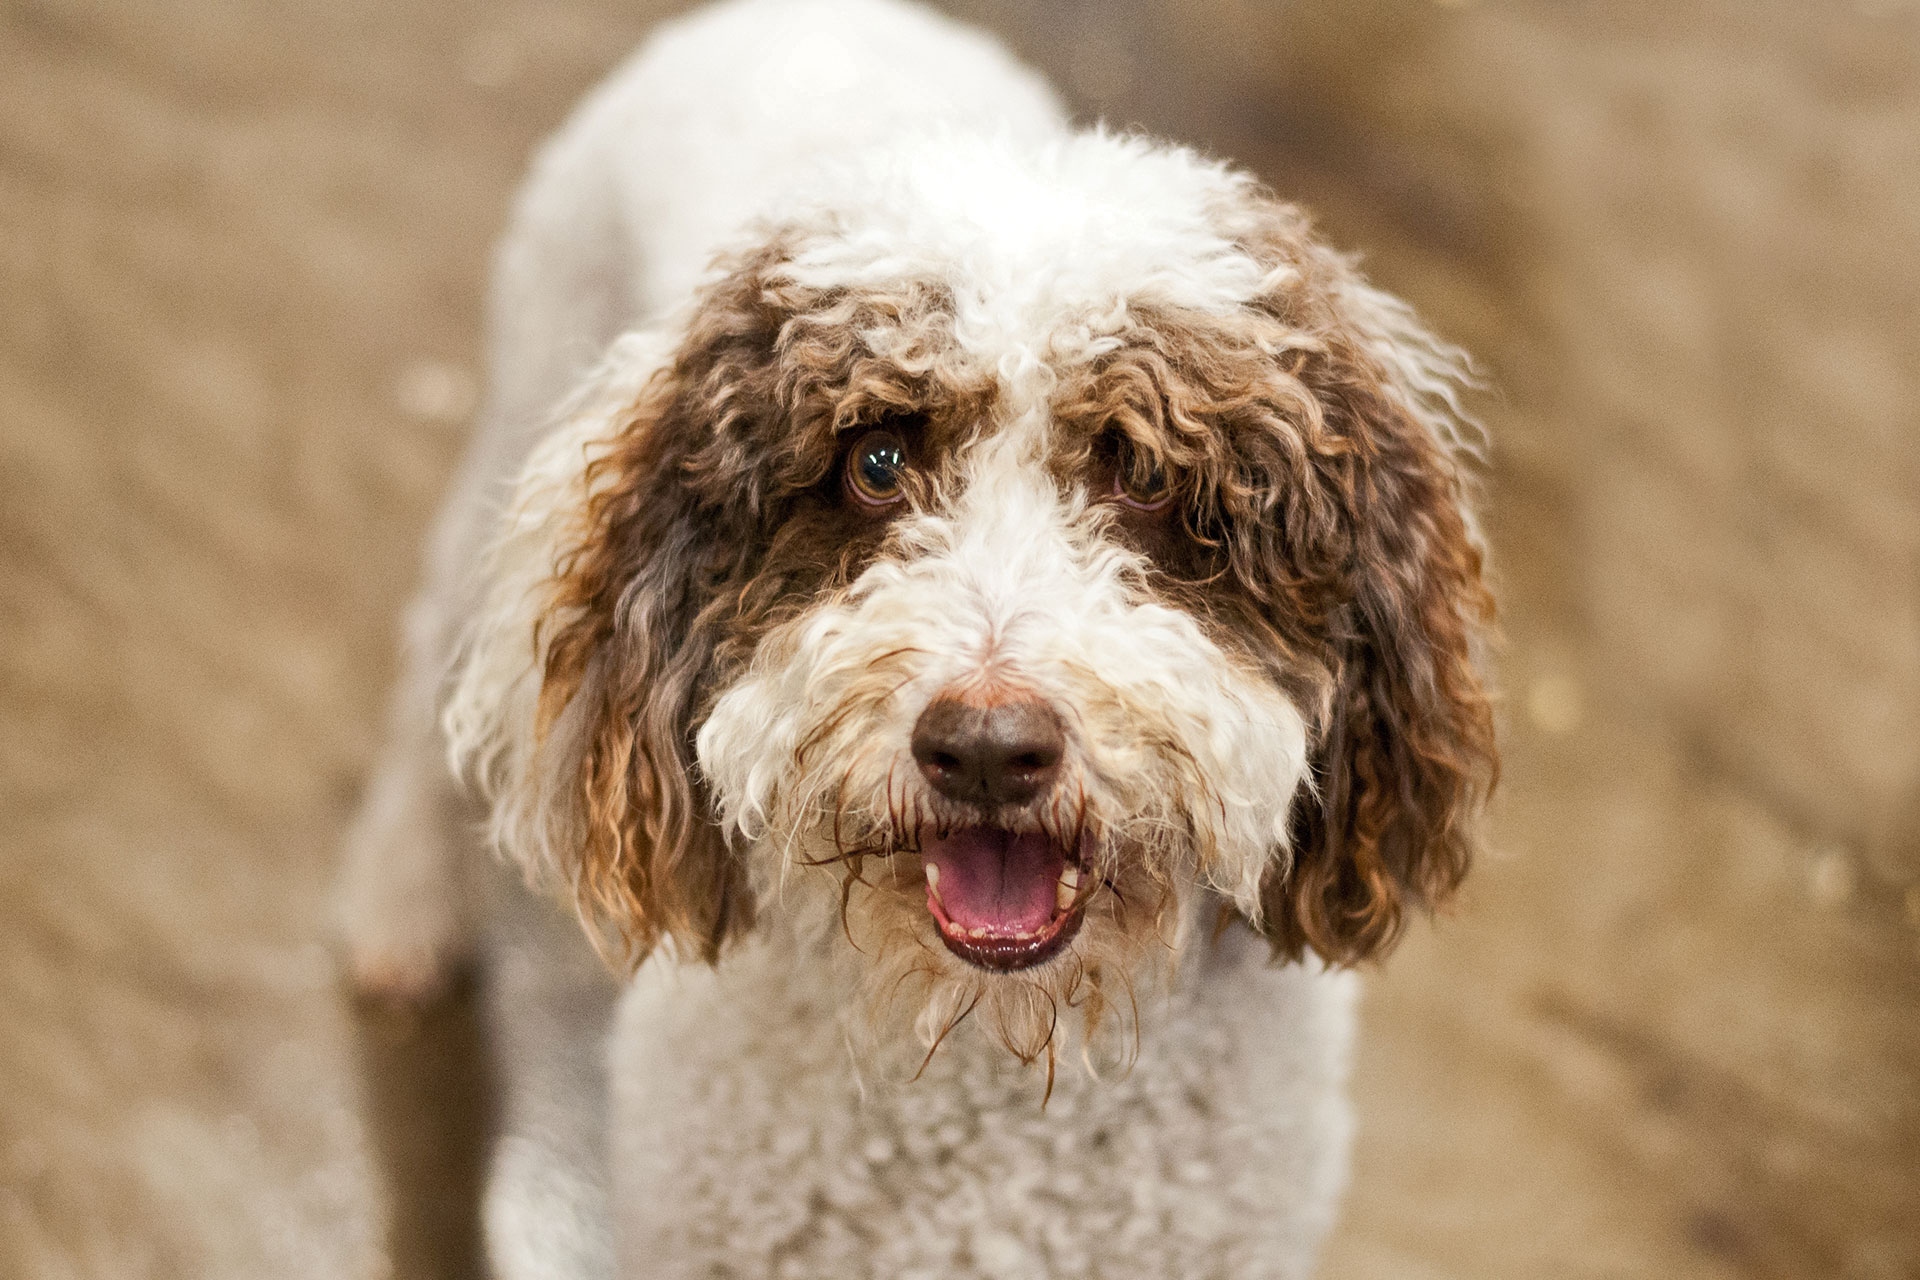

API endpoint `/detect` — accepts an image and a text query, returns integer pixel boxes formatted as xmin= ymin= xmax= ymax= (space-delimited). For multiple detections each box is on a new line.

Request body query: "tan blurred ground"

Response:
xmin=1 ymin=2 xmax=1915 ymax=1278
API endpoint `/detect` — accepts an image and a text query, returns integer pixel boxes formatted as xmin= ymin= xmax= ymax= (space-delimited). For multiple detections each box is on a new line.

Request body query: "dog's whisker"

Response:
xmin=910 ymin=989 xmax=982 ymax=1083
xmin=1042 ymin=1035 xmax=1057 ymax=1109
xmin=831 ymin=768 xmax=851 ymax=860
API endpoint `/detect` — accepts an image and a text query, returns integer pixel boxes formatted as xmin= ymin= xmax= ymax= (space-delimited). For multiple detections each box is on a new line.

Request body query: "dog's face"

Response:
xmin=450 ymin=136 xmax=1495 ymax=1066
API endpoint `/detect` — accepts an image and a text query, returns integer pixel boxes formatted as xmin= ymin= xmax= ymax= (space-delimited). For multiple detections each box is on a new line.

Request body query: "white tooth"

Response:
xmin=1056 ymin=864 xmax=1080 ymax=913
xmin=925 ymin=862 xmax=940 ymax=890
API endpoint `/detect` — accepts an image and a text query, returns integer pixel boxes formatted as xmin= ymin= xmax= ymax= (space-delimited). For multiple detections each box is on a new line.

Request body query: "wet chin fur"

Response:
xmin=780 ymin=828 xmax=1187 ymax=1076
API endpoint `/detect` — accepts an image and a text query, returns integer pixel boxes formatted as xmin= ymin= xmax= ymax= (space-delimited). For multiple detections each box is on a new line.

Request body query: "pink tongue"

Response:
xmin=924 ymin=828 xmax=1063 ymax=936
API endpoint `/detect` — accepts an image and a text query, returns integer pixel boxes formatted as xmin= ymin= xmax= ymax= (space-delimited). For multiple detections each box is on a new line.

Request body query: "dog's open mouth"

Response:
xmin=921 ymin=826 xmax=1085 ymax=971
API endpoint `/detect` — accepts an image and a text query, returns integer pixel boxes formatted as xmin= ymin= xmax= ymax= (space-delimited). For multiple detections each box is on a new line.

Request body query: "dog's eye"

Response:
xmin=845 ymin=428 xmax=910 ymax=507
xmin=1110 ymin=450 xmax=1174 ymax=513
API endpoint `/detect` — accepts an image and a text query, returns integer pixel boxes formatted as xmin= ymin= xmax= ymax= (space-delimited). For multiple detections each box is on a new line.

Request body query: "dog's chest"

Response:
xmin=605 ymin=938 xmax=1357 ymax=1279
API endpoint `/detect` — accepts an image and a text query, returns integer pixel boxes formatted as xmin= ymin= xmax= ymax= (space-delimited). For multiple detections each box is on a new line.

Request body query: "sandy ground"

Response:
xmin=1 ymin=2 xmax=1915 ymax=1278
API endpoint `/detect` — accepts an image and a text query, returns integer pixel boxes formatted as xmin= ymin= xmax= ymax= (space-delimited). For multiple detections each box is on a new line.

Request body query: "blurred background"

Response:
xmin=2 ymin=0 xmax=1915 ymax=1276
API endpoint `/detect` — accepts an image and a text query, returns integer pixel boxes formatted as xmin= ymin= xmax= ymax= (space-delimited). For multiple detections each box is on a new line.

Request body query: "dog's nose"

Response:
xmin=911 ymin=696 xmax=1065 ymax=807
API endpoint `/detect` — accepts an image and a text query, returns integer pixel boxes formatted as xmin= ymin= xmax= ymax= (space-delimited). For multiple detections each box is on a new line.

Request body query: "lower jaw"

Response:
xmin=932 ymin=906 xmax=1085 ymax=972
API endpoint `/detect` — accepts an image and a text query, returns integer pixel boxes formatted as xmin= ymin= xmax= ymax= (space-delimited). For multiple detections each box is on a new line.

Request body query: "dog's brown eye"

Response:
xmin=1111 ymin=453 xmax=1174 ymax=512
xmin=846 ymin=429 xmax=910 ymax=507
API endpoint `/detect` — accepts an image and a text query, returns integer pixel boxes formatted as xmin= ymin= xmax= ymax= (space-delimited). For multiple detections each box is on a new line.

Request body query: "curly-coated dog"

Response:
xmin=340 ymin=1 xmax=1496 ymax=1275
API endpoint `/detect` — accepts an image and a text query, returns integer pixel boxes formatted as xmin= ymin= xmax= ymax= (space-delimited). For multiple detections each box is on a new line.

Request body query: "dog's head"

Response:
xmin=449 ymin=134 xmax=1495 ymax=1066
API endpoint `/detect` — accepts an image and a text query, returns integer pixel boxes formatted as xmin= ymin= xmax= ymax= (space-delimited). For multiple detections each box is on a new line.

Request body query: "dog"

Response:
xmin=339 ymin=1 xmax=1496 ymax=1275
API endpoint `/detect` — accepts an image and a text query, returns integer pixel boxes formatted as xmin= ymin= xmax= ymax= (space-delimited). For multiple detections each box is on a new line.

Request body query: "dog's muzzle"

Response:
xmin=911 ymin=693 xmax=1086 ymax=971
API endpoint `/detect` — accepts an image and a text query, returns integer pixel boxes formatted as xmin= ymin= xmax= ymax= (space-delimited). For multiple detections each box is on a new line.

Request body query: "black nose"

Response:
xmin=911 ymin=696 xmax=1065 ymax=807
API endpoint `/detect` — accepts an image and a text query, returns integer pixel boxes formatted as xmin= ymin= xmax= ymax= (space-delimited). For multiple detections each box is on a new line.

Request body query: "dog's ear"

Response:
xmin=444 ymin=329 xmax=743 ymax=966
xmin=446 ymin=246 xmax=797 ymax=966
xmin=1230 ymin=199 xmax=1498 ymax=966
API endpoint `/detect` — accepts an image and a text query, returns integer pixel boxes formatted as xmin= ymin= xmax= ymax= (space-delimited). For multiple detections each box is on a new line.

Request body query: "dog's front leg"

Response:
xmin=337 ymin=589 xmax=476 ymax=1005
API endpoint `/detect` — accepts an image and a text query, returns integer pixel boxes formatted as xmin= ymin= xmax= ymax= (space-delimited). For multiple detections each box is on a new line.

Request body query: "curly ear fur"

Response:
xmin=443 ymin=325 xmax=743 ymax=966
xmin=445 ymin=256 xmax=793 ymax=966
xmin=1232 ymin=198 xmax=1498 ymax=966
xmin=532 ymin=354 xmax=753 ymax=967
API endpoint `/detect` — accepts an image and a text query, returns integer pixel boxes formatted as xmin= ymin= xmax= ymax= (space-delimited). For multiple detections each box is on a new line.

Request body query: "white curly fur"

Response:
xmin=332 ymin=2 xmax=1451 ymax=1276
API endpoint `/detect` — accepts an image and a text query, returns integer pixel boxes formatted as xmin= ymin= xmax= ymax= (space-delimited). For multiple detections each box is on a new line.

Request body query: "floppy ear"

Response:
xmin=446 ymin=317 xmax=760 ymax=967
xmin=1236 ymin=201 xmax=1498 ymax=966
